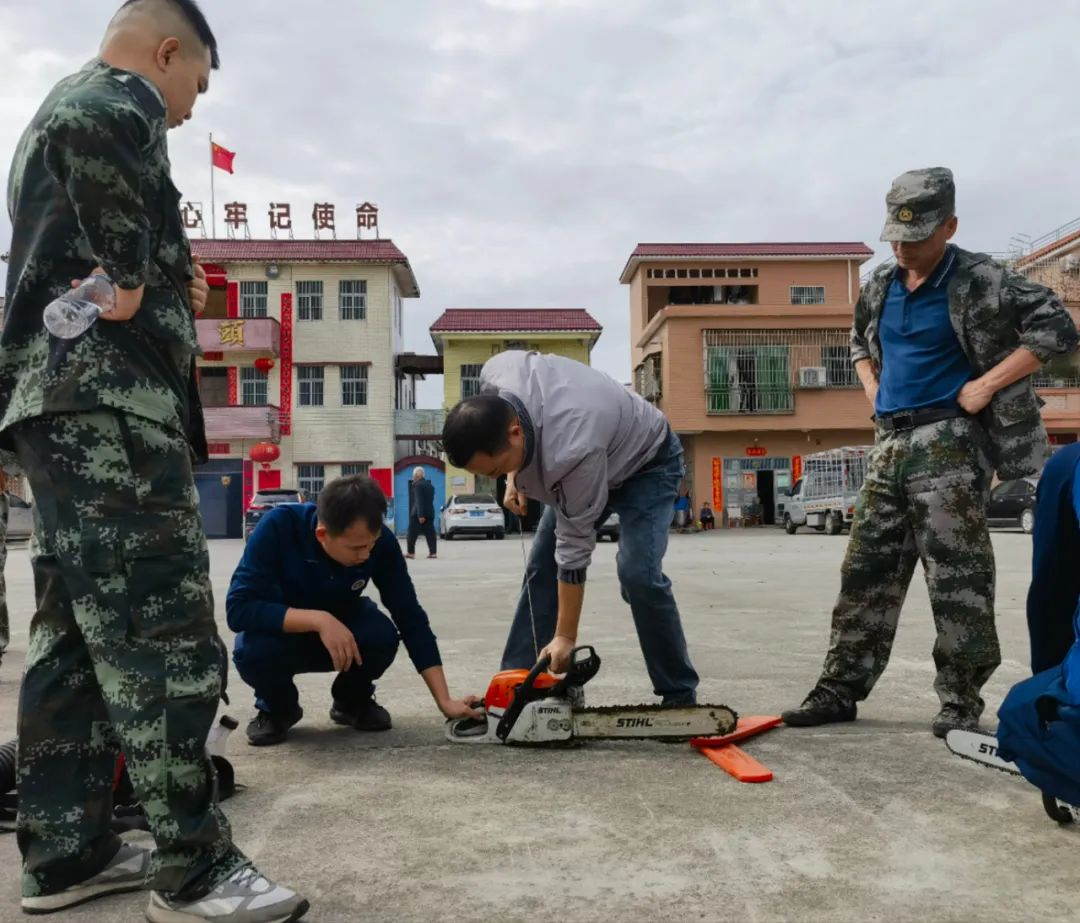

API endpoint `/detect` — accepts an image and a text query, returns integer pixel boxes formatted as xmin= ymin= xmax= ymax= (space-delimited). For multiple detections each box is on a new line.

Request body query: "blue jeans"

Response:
xmin=233 ymin=598 xmax=400 ymax=715
xmin=501 ymin=433 xmax=700 ymax=704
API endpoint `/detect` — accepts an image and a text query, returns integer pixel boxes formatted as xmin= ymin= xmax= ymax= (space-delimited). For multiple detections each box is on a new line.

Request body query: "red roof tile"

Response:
xmin=190 ymin=238 xmax=419 ymax=296
xmin=430 ymin=309 xmax=602 ymax=334
xmin=620 ymin=241 xmax=875 ymax=282
xmin=191 ymin=238 xmax=409 ymax=263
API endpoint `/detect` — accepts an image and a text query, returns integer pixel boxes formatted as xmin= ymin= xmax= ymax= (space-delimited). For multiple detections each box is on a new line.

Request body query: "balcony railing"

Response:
xmin=1035 ymin=377 xmax=1080 ymax=389
xmin=395 ymin=409 xmax=445 ymax=439
xmin=203 ymin=404 xmax=280 ymax=441
xmin=196 ymin=317 xmax=281 ymax=355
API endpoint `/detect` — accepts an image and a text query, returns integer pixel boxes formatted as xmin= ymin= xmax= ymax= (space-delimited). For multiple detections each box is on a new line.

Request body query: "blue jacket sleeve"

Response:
xmin=371 ymin=530 xmax=442 ymax=672
xmin=225 ymin=513 xmax=290 ymax=634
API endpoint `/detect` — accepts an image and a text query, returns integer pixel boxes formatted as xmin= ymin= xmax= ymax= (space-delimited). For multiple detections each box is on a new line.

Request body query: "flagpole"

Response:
xmin=209 ymin=131 xmax=217 ymax=238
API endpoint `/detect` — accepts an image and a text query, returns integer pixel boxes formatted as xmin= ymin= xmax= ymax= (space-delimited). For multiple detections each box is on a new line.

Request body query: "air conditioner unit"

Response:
xmin=799 ymin=367 xmax=827 ymax=388
xmin=1062 ymin=254 xmax=1080 ymax=273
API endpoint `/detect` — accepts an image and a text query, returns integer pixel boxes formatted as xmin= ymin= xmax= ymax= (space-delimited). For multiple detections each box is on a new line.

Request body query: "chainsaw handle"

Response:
xmin=551 ymin=645 xmax=601 ymax=697
xmin=495 ymin=654 xmax=552 ymax=741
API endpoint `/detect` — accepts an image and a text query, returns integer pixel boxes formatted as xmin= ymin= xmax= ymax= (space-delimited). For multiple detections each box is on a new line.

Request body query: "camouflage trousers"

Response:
xmin=10 ymin=410 xmax=248 ymax=900
xmin=819 ymin=417 xmax=1000 ymax=716
xmin=0 ymin=491 xmax=8 ymax=656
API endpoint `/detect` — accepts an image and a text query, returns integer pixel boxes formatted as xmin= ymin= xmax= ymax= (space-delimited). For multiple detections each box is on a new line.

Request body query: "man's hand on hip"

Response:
xmin=957 ymin=377 xmax=995 ymax=415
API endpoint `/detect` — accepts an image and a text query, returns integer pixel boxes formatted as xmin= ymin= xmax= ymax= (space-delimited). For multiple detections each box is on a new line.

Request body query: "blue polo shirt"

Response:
xmin=875 ymin=245 xmax=972 ymax=415
xmin=226 ymin=504 xmax=442 ymax=672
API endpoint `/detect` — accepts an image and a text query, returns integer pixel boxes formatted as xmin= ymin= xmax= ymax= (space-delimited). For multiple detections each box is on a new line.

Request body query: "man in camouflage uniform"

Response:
xmin=2 ymin=2 xmax=307 ymax=920
xmin=0 ymin=472 xmax=8 ymax=668
xmin=783 ymin=167 xmax=1079 ymax=738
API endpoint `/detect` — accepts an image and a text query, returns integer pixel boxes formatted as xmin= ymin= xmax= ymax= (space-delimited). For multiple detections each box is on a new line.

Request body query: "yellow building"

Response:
xmin=430 ymin=308 xmax=602 ymax=495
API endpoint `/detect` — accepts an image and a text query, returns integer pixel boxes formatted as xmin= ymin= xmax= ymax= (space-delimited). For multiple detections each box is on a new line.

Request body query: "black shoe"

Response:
xmin=246 ymin=705 xmax=303 ymax=747
xmin=782 ymin=685 xmax=857 ymax=727
xmin=329 ymin=697 xmax=392 ymax=732
xmin=931 ymin=704 xmax=979 ymax=739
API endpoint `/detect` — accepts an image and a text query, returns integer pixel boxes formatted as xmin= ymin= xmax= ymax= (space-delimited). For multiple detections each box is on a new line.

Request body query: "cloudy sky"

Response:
xmin=2 ymin=0 xmax=1078 ymax=405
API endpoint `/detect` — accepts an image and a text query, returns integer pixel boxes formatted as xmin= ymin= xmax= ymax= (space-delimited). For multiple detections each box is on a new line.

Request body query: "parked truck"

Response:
xmin=783 ymin=446 xmax=870 ymax=535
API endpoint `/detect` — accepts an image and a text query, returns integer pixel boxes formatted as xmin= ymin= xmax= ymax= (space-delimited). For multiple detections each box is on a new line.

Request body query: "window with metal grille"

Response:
xmin=240 ymin=281 xmax=267 ymax=318
xmin=703 ymin=328 xmax=855 ymax=414
xmin=239 ymin=366 xmax=267 ymax=405
xmin=297 ymin=366 xmax=324 ymax=406
xmin=297 ymin=281 xmax=324 ymax=321
xmin=341 ymin=364 xmax=368 ymax=406
xmin=297 ymin=464 xmax=325 ymax=500
xmin=790 ymin=285 xmax=826 ymax=305
xmin=822 ymin=345 xmax=859 ymax=387
xmin=341 ymin=462 xmax=371 ymax=477
xmin=461 ymin=364 xmax=483 ymax=399
xmin=340 ymin=280 xmax=367 ymax=320
xmin=705 ymin=345 xmax=793 ymax=414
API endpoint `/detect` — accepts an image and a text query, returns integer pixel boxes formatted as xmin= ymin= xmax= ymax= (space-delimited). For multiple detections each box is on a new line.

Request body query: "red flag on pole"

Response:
xmin=211 ymin=141 xmax=236 ymax=174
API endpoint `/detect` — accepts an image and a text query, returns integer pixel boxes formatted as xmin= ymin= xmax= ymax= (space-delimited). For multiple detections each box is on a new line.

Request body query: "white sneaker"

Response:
xmin=22 ymin=842 xmax=150 ymax=914
xmin=145 ymin=866 xmax=308 ymax=923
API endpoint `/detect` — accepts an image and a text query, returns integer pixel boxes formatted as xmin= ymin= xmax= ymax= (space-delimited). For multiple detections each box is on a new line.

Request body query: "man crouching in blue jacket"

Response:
xmin=227 ymin=475 xmax=481 ymax=746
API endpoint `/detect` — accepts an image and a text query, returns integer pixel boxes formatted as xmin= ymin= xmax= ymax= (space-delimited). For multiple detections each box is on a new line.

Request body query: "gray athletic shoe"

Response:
xmin=145 ymin=866 xmax=309 ymax=923
xmin=21 ymin=841 xmax=150 ymax=914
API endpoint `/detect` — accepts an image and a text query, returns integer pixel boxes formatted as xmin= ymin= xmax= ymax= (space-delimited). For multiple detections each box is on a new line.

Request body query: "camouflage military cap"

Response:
xmin=880 ymin=167 xmax=955 ymax=242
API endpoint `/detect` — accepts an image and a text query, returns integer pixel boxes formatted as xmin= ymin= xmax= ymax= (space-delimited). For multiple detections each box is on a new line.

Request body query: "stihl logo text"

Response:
xmin=978 ymin=742 xmax=999 ymax=757
xmin=616 ymin=717 xmax=655 ymax=728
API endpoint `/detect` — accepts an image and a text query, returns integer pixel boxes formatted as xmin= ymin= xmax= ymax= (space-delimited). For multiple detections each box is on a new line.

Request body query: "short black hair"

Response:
xmin=442 ymin=395 xmax=515 ymax=468
xmin=123 ymin=0 xmax=220 ymax=69
xmin=316 ymin=475 xmax=387 ymax=536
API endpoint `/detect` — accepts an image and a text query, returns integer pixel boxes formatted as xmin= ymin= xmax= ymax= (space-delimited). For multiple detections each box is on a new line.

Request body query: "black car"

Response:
xmin=244 ymin=488 xmax=305 ymax=540
xmin=987 ymin=478 xmax=1038 ymax=534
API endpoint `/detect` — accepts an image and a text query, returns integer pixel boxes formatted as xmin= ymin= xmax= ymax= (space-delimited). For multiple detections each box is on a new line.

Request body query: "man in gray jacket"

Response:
xmin=442 ymin=351 xmax=699 ymax=704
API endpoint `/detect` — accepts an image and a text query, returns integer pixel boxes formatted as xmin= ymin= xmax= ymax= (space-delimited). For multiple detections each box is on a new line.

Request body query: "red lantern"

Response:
xmin=254 ymin=357 xmax=275 ymax=375
xmin=249 ymin=442 xmax=280 ymax=471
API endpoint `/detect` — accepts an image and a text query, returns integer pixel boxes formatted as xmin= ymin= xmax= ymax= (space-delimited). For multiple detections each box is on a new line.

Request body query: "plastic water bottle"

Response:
xmin=42 ymin=274 xmax=115 ymax=339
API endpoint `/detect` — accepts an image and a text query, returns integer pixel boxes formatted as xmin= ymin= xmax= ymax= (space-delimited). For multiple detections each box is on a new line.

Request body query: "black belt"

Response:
xmin=876 ymin=407 xmax=967 ymax=432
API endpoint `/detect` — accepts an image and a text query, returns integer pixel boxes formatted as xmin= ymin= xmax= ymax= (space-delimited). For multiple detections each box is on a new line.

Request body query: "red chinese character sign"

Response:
xmin=711 ymin=457 xmax=722 ymax=509
xmin=745 ymin=446 xmax=767 ymax=457
xmin=224 ymin=202 xmax=250 ymax=239
xmin=792 ymin=455 xmax=803 ymax=482
xmin=269 ymin=203 xmax=293 ymax=239
xmin=181 ymin=201 xmax=205 ymax=235
xmin=356 ymin=202 xmax=379 ymax=239
xmin=312 ymin=203 xmax=336 ymax=239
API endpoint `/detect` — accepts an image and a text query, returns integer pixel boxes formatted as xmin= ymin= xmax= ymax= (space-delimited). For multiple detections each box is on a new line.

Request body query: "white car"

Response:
xmin=440 ymin=494 xmax=505 ymax=540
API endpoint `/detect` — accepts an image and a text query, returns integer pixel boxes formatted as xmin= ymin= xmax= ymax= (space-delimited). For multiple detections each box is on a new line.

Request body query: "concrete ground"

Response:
xmin=0 ymin=527 xmax=1076 ymax=922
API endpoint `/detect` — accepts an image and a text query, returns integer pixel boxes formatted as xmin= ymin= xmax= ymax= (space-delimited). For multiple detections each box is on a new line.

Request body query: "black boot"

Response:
xmin=781 ymin=685 xmax=857 ymax=727
xmin=330 ymin=697 xmax=392 ymax=732
xmin=931 ymin=704 xmax=979 ymax=739
xmin=246 ymin=705 xmax=303 ymax=746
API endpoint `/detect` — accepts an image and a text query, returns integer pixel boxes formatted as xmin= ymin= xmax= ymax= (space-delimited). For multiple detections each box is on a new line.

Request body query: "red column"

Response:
xmin=226 ymin=281 xmax=240 ymax=318
xmin=227 ymin=367 xmax=238 ymax=406
xmin=279 ymin=294 xmax=293 ymax=436
xmin=242 ymin=460 xmax=254 ymax=514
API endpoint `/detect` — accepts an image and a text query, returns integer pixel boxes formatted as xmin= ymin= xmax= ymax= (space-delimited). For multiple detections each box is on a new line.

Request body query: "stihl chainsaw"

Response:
xmin=945 ymin=729 xmax=1079 ymax=825
xmin=446 ymin=645 xmax=737 ymax=745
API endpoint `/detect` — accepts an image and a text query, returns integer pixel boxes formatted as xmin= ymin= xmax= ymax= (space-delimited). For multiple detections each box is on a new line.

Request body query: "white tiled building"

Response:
xmin=189 ymin=239 xmax=420 ymax=537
